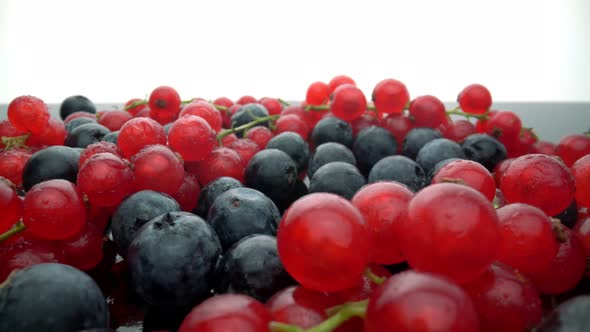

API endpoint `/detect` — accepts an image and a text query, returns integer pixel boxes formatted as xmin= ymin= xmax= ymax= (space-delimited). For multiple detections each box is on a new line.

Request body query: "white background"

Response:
xmin=1 ymin=0 xmax=589 ymax=103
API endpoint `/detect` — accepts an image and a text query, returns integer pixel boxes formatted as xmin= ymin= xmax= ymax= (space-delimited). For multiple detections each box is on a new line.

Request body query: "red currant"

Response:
xmin=350 ymin=112 xmax=380 ymax=137
xmin=381 ymin=113 xmax=415 ymax=152
xmin=7 ymin=95 xmax=50 ymax=135
xmin=259 ymin=97 xmax=283 ymax=116
xmin=372 ymin=78 xmax=410 ymax=115
xmin=148 ymin=86 xmax=181 ymax=115
xmin=277 ymin=193 xmax=369 ymax=292
xmin=237 ymin=95 xmax=257 ymax=105
xmin=408 ymin=95 xmax=447 ymax=129
xmin=532 ymin=140 xmax=556 ymax=155
xmin=555 ymin=133 xmax=590 ymax=167
xmin=457 ymin=83 xmax=492 ymax=115
xmin=59 ymin=223 xmax=104 ymax=271
xmin=213 ymin=97 xmax=234 ymax=109
xmin=274 ymin=114 xmax=310 ymax=139
xmin=573 ymin=216 xmax=590 ymax=254
xmin=485 ymin=111 xmax=522 ymax=142
xmin=185 ymin=147 xmax=245 ymax=186
xmin=441 ymin=119 xmax=475 ymax=143
xmin=23 ymin=179 xmax=86 ymax=240
xmin=131 ymin=144 xmax=185 ymax=195
xmin=118 ymin=117 xmax=167 ymax=158
xmin=78 ymin=141 xmax=122 ymax=168
xmin=0 ymin=179 xmax=22 ymax=233
xmin=330 ymin=84 xmax=367 ymax=122
xmin=0 ymin=148 xmax=32 ymax=188
xmin=228 ymin=139 xmax=261 ymax=167
xmin=124 ymin=98 xmax=149 ymax=117
xmin=572 ymin=155 xmax=590 ymax=207
xmin=78 ymin=152 xmax=134 ymax=207
xmin=171 ymin=173 xmax=200 ymax=212
xmin=493 ymin=158 xmax=514 ymax=187
xmin=221 ymin=133 xmax=238 ymax=146
xmin=245 ymin=126 xmax=273 ymax=149
xmin=432 ymin=159 xmax=496 ymax=202
xmin=98 ymin=110 xmax=133 ymax=131
xmin=0 ymin=239 xmax=67 ymax=282
xmin=223 ymin=104 xmax=242 ymax=129
xmin=305 ymin=81 xmax=330 ymax=106
xmin=168 ymin=115 xmax=217 ymax=162
xmin=328 ymin=75 xmax=356 ymax=94
xmin=63 ymin=111 xmax=95 ymax=124
xmin=179 ymin=101 xmax=223 ymax=133
xmin=281 ymin=105 xmax=323 ymax=130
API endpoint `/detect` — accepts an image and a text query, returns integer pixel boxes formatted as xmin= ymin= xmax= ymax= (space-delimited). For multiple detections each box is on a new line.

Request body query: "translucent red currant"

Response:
xmin=7 ymin=95 xmax=51 ymax=135
xmin=168 ymin=115 xmax=217 ymax=162
xmin=431 ymin=159 xmax=496 ymax=202
xmin=0 ymin=179 xmax=22 ymax=233
xmin=131 ymin=144 xmax=185 ymax=195
xmin=572 ymin=155 xmax=590 ymax=209
xmin=118 ymin=117 xmax=167 ymax=158
xmin=305 ymin=81 xmax=330 ymax=106
xmin=148 ymin=86 xmax=181 ymax=115
xmin=555 ymin=133 xmax=590 ymax=167
xmin=179 ymin=101 xmax=223 ymax=133
xmin=328 ymin=75 xmax=356 ymax=94
xmin=457 ymin=83 xmax=492 ymax=115
xmin=330 ymin=84 xmax=367 ymax=122
xmin=372 ymin=78 xmax=410 ymax=115
xmin=77 ymin=152 xmax=134 ymax=207
xmin=408 ymin=95 xmax=447 ymax=129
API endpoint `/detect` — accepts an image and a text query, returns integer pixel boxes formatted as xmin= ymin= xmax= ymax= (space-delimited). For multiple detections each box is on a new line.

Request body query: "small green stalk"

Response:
xmin=445 ymin=108 xmax=489 ymax=120
xmin=278 ymin=98 xmax=291 ymax=107
xmin=0 ymin=220 xmax=26 ymax=244
xmin=305 ymin=104 xmax=330 ymax=112
xmin=364 ymin=268 xmax=386 ymax=285
xmin=216 ymin=114 xmax=280 ymax=143
xmin=124 ymin=99 xmax=147 ymax=111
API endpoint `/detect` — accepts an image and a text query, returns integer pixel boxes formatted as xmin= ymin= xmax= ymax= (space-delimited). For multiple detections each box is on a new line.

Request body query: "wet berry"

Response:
xmin=0 ymin=148 xmax=32 ymax=188
xmin=59 ymin=223 xmax=104 ymax=271
xmin=555 ymin=133 xmax=590 ymax=167
xmin=131 ymin=144 xmax=184 ymax=195
xmin=168 ymin=115 xmax=217 ymax=162
xmin=0 ymin=179 xmax=22 ymax=233
xmin=148 ymin=86 xmax=181 ymax=116
xmin=306 ymin=81 xmax=330 ymax=106
xmin=328 ymin=75 xmax=356 ymax=94
xmin=179 ymin=101 xmax=223 ymax=133
xmin=245 ymin=126 xmax=273 ymax=148
xmin=372 ymin=78 xmax=410 ymax=115
xmin=259 ymin=97 xmax=283 ymax=116
xmin=171 ymin=173 xmax=200 ymax=212
xmin=408 ymin=95 xmax=447 ymax=128
xmin=274 ymin=114 xmax=310 ymax=139
xmin=330 ymin=84 xmax=367 ymax=121
xmin=457 ymin=83 xmax=492 ymax=115
xmin=78 ymin=152 xmax=134 ymax=207
xmin=432 ymin=159 xmax=496 ymax=202
xmin=97 ymin=110 xmax=132 ymax=131
xmin=229 ymin=138 xmax=261 ymax=167
xmin=7 ymin=95 xmax=50 ymax=135
xmin=572 ymin=155 xmax=590 ymax=207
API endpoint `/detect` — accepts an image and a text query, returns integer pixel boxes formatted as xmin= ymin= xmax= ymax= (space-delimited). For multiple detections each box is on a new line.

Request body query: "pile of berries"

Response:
xmin=1 ymin=76 xmax=590 ymax=332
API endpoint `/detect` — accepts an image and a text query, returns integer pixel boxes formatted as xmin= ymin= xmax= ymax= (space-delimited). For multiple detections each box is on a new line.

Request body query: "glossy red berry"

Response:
xmin=372 ymin=78 xmax=410 ymax=115
xmin=381 ymin=113 xmax=415 ymax=151
xmin=245 ymin=126 xmax=273 ymax=149
xmin=236 ymin=95 xmax=257 ymax=105
xmin=572 ymin=155 xmax=590 ymax=208
xmin=221 ymin=133 xmax=238 ymax=147
xmin=124 ymin=98 xmax=149 ymax=117
xmin=0 ymin=179 xmax=22 ymax=233
xmin=281 ymin=105 xmax=323 ymax=130
xmin=350 ymin=113 xmax=380 ymax=137
xmin=26 ymin=118 xmax=67 ymax=147
xmin=118 ymin=117 xmax=167 ymax=158
xmin=178 ymin=294 xmax=271 ymax=332
xmin=555 ymin=133 xmax=590 ymax=167
xmin=485 ymin=111 xmax=522 ymax=142
xmin=493 ymin=158 xmax=514 ymax=187
xmin=432 ymin=159 xmax=496 ymax=202
xmin=78 ymin=141 xmax=122 ymax=168
xmin=63 ymin=111 xmax=95 ymax=124
xmin=305 ymin=81 xmax=330 ymax=106
xmin=169 ymin=115 xmax=217 ymax=162
xmin=213 ymin=97 xmax=234 ymax=109
xmin=573 ymin=216 xmax=590 ymax=255
xmin=98 ymin=110 xmax=133 ymax=131
xmin=131 ymin=144 xmax=185 ymax=195
xmin=148 ymin=86 xmax=181 ymax=115
xmin=179 ymin=101 xmax=223 ymax=133
xmin=351 ymin=182 xmax=413 ymax=264
xmin=330 ymin=84 xmax=367 ymax=122
xmin=526 ymin=228 xmax=586 ymax=294
xmin=408 ymin=95 xmax=447 ymax=129
xmin=59 ymin=223 xmax=104 ymax=271
xmin=277 ymin=193 xmax=369 ymax=292
xmin=399 ymin=183 xmax=500 ymax=283
xmin=185 ymin=147 xmax=245 ymax=186
xmin=328 ymin=75 xmax=356 ymax=94
xmin=171 ymin=173 xmax=200 ymax=212
xmin=23 ymin=179 xmax=86 ymax=240
xmin=500 ymin=154 xmax=575 ymax=216
xmin=274 ymin=114 xmax=310 ymax=139
xmin=222 ymin=104 xmax=242 ymax=129
xmin=365 ymin=270 xmax=479 ymax=332
xmin=78 ymin=152 xmax=134 ymax=207
xmin=0 ymin=240 xmax=67 ymax=282
xmin=496 ymin=203 xmax=559 ymax=273
xmin=0 ymin=120 xmax=27 ymax=148
xmin=457 ymin=84 xmax=492 ymax=115
xmin=441 ymin=119 xmax=475 ymax=143
xmin=462 ymin=263 xmax=542 ymax=332
xmin=259 ymin=97 xmax=283 ymax=116
xmin=228 ymin=139 xmax=261 ymax=167
xmin=7 ymin=95 xmax=50 ymax=135
xmin=532 ymin=140 xmax=556 ymax=155
xmin=0 ymin=148 xmax=32 ymax=188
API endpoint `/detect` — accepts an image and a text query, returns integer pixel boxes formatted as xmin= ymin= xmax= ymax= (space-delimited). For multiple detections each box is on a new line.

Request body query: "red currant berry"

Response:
xmin=0 ymin=179 xmax=22 ymax=233
xmin=281 ymin=105 xmax=323 ymax=130
xmin=59 ymin=223 xmax=104 ymax=271
xmin=237 ymin=95 xmax=257 ymax=105
xmin=148 ymin=86 xmax=181 ymax=115
xmin=526 ymin=228 xmax=586 ymax=294
xmin=457 ymin=83 xmax=492 ymax=115
xmin=124 ymin=98 xmax=149 ymax=117
xmin=493 ymin=158 xmax=514 ymax=187
xmin=399 ymin=183 xmax=500 ymax=283
xmin=0 ymin=148 xmax=32 ymax=188
xmin=500 ymin=154 xmax=575 ymax=216
xmin=23 ymin=179 xmax=86 ymax=240
xmin=63 ymin=111 xmax=96 ymax=124
xmin=365 ymin=270 xmax=479 ymax=332
xmin=330 ymin=84 xmax=367 ymax=122
xmin=277 ymin=193 xmax=369 ymax=292
xmin=555 ymin=133 xmax=590 ymax=167
xmin=245 ymin=126 xmax=273 ymax=149
xmin=149 ymin=108 xmax=178 ymax=125
xmin=572 ymin=155 xmax=590 ymax=207
xmin=26 ymin=118 xmax=67 ymax=147
xmin=78 ymin=141 xmax=122 ymax=168
xmin=223 ymin=104 xmax=242 ymax=129
xmin=179 ymin=101 xmax=223 ymax=133
xmin=381 ymin=113 xmax=415 ymax=152
xmin=185 ymin=147 xmax=245 ymax=186
xmin=78 ymin=152 xmax=134 ymax=207
xmin=7 ymin=95 xmax=50 ymax=135
xmin=274 ymin=114 xmax=310 ymax=139
xmin=0 ymin=120 xmax=27 ymax=147
xmin=328 ymin=75 xmax=356 ymax=94
xmin=372 ymin=78 xmax=410 ymax=115
xmin=408 ymin=95 xmax=447 ymax=129
xmin=532 ymin=140 xmax=556 ymax=155
xmin=475 ymin=110 xmax=498 ymax=133
xmin=134 ymin=107 xmax=151 ymax=118
xmin=432 ymin=159 xmax=496 ymax=202
xmin=171 ymin=173 xmax=200 ymax=212
xmin=350 ymin=112 xmax=380 ymax=137
xmin=573 ymin=216 xmax=590 ymax=254
xmin=485 ymin=111 xmax=522 ymax=142
xmin=131 ymin=144 xmax=185 ymax=195
xmin=168 ymin=115 xmax=217 ymax=162
xmin=351 ymin=182 xmax=413 ymax=264
xmin=496 ymin=203 xmax=559 ymax=273
xmin=441 ymin=119 xmax=475 ymax=143
xmin=213 ymin=97 xmax=234 ymax=109
xmin=305 ymin=81 xmax=330 ymax=106
xmin=462 ymin=263 xmax=542 ymax=332
xmin=259 ymin=97 xmax=283 ymax=116
xmin=118 ymin=117 xmax=167 ymax=158
xmin=178 ymin=294 xmax=271 ymax=332
xmin=0 ymin=240 xmax=67 ymax=282
xmin=97 ymin=110 xmax=132 ymax=131
xmin=228 ymin=139 xmax=261 ymax=167
xmin=221 ymin=133 xmax=238 ymax=146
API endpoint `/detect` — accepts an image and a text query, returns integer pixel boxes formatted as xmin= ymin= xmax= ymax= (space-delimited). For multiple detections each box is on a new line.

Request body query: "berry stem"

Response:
xmin=0 ymin=220 xmax=26 ymax=244
xmin=269 ymin=299 xmax=368 ymax=332
xmin=213 ymin=104 xmax=228 ymax=112
xmin=305 ymin=104 xmax=330 ymax=112
xmin=278 ymin=98 xmax=291 ymax=107
xmin=1 ymin=134 xmax=31 ymax=150
xmin=124 ymin=99 xmax=147 ymax=111
xmin=216 ymin=114 xmax=280 ymax=142
xmin=550 ymin=218 xmax=568 ymax=243
xmin=446 ymin=108 xmax=489 ymax=120
xmin=364 ymin=268 xmax=386 ymax=285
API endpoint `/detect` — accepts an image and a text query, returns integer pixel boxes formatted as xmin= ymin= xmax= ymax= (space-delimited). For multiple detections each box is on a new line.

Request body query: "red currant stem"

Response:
xmin=550 ymin=218 xmax=568 ymax=243
xmin=0 ymin=220 xmax=26 ymax=244
xmin=278 ymin=98 xmax=291 ymax=107
xmin=216 ymin=114 xmax=280 ymax=142
xmin=305 ymin=104 xmax=330 ymax=112
xmin=364 ymin=267 xmax=386 ymax=285
xmin=325 ymin=299 xmax=368 ymax=317
xmin=404 ymin=101 xmax=410 ymax=110
xmin=213 ymin=104 xmax=228 ymax=112
xmin=521 ymin=127 xmax=538 ymax=141
xmin=269 ymin=300 xmax=367 ymax=332
xmin=445 ymin=108 xmax=489 ymax=120
xmin=1 ymin=134 xmax=30 ymax=150
xmin=124 ymin=99 xmax=147 ymax=111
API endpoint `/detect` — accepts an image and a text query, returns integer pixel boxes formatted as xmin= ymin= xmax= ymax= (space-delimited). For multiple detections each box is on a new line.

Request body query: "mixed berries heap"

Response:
xmin=1 ymin=76 xmax=590 ymax=332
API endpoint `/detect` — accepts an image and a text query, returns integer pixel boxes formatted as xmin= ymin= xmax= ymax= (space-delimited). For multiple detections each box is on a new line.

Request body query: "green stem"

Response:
xmin=270 ymin=300 xmax=368 ymax=332
xmin=181 ymin=98 xmax=197 ymax=104
xmin=445 ymin=108 xmax=489 ymax=120
xmin=305 ymin=104 xmax=330 ymax=112
xmin=213 ymin=104 xmax=228 ymax=112
xmin=216 ymin=114 xmax=280 ymax=142
xmin=0 ymin=220 xmax=26 ymax=244
xmin=278 ymin=98 xmax=291 ymax=107
xmin=2 ymin=134 xmax=31 ymax=150
xmin=364 ymin=268 xmax=386 ymax=285
xmin=124 ymin=99 xmax=147 ymax=111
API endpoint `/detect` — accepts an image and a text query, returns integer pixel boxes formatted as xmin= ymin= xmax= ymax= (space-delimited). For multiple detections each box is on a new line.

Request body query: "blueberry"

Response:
xmin=194 ymin=176 xmax=244 ymax=218
xmin=111 ymin=190 xmax=181 ymax=257
xmin=368 ymin=155 xmax=426 ymax=192
xmin=537 ymin=295 xmax=590 ymax=331
xmin=308 ymin=142 xmax=356 ymax=179
xmin=101 ymin=130 xmax=119 ymax=145
xmin=230 ymin=103 xmax=270 ymax=137
xmin=274 ymin=178 xmax=309 ymax=214
xmin=416 ymin=138 xmax=466 ymax=175
xmin=0 ymin=263 xmax=108 ymax=332
xmin=214 ymin=234 xmax=295 ymax=302
xmin=65 ymin=123 xmax=111 ymax=149
xmin=553 ymin=201 xmax=578 ymax=229
xmin=207 ymin=187 xmax=280 ymax=251
xmin=461 ymin=133 xmax=507 ymax=172
xmin=127 ymin=212 xmax=221 ymax=306
xmin=402 ymin=128 xmax=443 ymax=160
xmin=352 ymin=126 xmax=397 ymax=176
xmin=310 ymin=116 xmax=354 ymax=148
xmin=309 ymin=161 xmax=366 ymax=199
xmin=59 ymin=95 xmax=97 ymax=120
xmin=265 ymin=132 xmax=310 ymax=174
xmin=64 ymin=117 xmax=96 ymax=134
xmin=244 ymin=149 xmax=298 ymax=207
xmin=22 ymin=145 xmax=81 ymax=191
